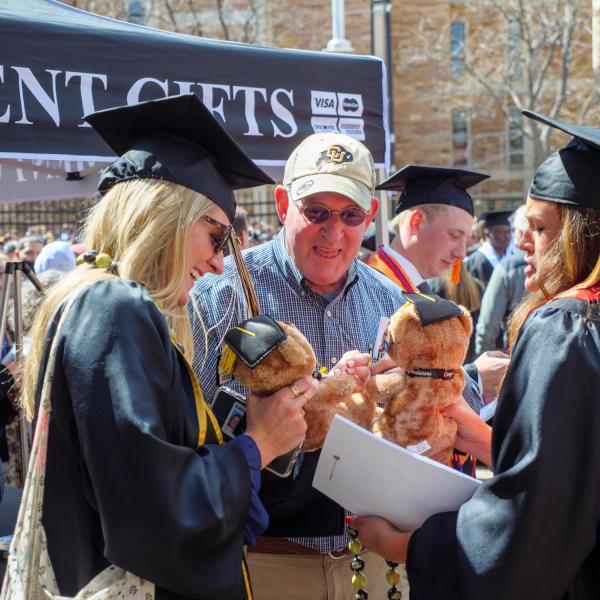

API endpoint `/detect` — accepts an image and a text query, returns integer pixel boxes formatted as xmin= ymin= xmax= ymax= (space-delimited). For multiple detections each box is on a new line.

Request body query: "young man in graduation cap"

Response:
xmin=370 ymin=165 xmax=510 ymax=400
xmin=466 ymin=209 xmax=515 ymax=286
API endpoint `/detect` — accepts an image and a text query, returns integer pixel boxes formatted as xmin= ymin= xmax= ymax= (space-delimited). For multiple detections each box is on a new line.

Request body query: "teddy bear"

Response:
xmin=367 ymin=293 xmax=472 ymax=465
xmin=217 ymin=314 xmax=376 ymax=453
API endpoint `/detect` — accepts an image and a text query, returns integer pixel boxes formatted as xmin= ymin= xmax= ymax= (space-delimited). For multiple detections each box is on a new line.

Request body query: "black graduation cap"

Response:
xmin=84 ymin=94 xmax=274 ymax=222
xmin=376 ymin=165 xmax=490 ymax=216
xmin=523 ymin=110 xmax=600 ymax=209
xmin=401 ymin=293 xmax=464 ymax=326
xmin=479 ymin=209 xmax=513 ymax=228
xmin=221 ymin=314 xmax=287 ymax=370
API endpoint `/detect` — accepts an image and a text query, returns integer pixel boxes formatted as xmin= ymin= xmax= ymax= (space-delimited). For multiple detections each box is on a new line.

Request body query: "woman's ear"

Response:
xmin=274 ymin=185 xmax=290 ymax=225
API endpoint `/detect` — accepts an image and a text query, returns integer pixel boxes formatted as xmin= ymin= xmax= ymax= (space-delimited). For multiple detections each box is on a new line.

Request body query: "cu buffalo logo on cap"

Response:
xmin=316 ymin=145 xmax=353 ymax=166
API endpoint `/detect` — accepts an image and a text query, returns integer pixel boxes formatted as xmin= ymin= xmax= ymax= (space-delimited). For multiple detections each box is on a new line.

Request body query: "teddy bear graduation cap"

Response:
xmin=401 ymin=292 xmax=464 ymax=326
xmin=218 ymin=315 xmax=288 ymax=379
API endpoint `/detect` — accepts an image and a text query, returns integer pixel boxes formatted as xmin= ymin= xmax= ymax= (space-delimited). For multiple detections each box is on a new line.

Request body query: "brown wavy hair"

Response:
xmin=507 ymin=202 xmax=600 ymax=352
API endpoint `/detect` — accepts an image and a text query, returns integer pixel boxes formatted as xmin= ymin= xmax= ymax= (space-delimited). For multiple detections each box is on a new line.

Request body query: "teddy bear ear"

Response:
xmin=277 ymin=323 xmax=317 ymax=368
xmin=457 ymin=306 xmax=473 ymax=338
xmin=389 ymin=302 xmax=418 ymax=342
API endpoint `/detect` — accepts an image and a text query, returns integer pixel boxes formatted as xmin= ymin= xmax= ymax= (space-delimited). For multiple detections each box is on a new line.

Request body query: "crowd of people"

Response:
xmin=0 ymin=92 xmax=597 ymax=600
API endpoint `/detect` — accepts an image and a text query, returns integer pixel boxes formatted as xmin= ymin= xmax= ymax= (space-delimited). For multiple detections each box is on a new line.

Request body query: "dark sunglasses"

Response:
xmin=297 ymin=202 xmax=368 ymax=227
xmin=202 ymin=215 xmax=233 ymax=253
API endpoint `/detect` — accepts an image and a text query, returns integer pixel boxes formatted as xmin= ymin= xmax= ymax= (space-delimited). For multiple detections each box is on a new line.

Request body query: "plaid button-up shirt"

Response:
xmin=190 ymin=229 xmax=481 ymax=553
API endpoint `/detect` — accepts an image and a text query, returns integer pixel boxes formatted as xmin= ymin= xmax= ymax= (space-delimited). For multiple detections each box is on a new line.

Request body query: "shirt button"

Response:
xmin=326 ymin=310 xmax=332 ymax=317
xmin=331 ymin=357 xmax=337 ymax=364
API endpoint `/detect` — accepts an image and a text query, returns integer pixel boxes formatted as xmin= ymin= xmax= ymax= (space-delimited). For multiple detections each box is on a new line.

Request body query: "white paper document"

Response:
xmin=313 ymin=415 xmax=481 ymax=531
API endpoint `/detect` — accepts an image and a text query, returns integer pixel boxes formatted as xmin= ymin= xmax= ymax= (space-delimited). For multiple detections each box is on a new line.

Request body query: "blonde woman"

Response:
xmin=430 ymin=260 xmax=485 ymax=363
xmin=14 ymin=95 xmax=315 ymax=599
xmin=350 ymin=111 xmax=600 ymax=599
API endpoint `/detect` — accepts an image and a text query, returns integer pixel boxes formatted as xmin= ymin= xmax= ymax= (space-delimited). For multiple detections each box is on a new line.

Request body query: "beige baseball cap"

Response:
xmin=283 ymin=133 xmax=376 ymax=211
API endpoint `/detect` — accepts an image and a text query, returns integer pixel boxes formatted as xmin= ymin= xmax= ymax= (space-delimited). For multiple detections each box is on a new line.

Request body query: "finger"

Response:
xmin=370 ymin=353 xmax=395 ymax=375
xmin=288 ymin=376 xmax=318 ymax=404
xmin=353 ymin=365 xmax=371 ymax=380
xmin=439 ymin=402 xmax=474 ymax=419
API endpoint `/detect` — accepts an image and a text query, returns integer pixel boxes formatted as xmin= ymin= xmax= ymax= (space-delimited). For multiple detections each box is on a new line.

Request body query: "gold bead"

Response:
xmin=95 ymin=253 xmax=112 ymax=268
xmin=351 ymin=572 xmax=367 ymax=589
xmin=348 ymin=539 xmax=361 ymax=555
xmin=386 ymin=569 xmax=401 ymax=586
xmin=76 ymin=255 xmax=84 ymax=266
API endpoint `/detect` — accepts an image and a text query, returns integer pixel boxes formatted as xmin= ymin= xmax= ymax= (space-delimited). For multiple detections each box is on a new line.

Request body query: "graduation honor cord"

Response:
xmin=373 ymin=246 xmax=419 ymax=293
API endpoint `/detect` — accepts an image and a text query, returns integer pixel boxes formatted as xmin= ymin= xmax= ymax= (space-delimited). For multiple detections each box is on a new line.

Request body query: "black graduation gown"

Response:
xmin=406 ymin=295 xmax=600 ymax=600
xmin=40 ymin=279 xmax=252 ymax=600
xmin=465 ymin=249 xmax=495 ymax=287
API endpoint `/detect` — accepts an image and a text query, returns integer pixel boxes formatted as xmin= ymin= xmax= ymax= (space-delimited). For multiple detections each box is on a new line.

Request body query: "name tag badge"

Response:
xmin=372 ymin=316 xmax=390 ymax=362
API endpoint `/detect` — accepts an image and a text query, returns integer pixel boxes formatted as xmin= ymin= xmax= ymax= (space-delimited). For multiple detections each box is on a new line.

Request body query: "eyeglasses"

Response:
xmin=202 ymin=215 xmax=233 ymax=254
xmin=296 ymin=202 xmax=368 ymax=227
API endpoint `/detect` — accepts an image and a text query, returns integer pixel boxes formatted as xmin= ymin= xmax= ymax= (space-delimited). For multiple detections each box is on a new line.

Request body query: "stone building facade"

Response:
xmin=55 ymin=0 xmax=598 ymax=223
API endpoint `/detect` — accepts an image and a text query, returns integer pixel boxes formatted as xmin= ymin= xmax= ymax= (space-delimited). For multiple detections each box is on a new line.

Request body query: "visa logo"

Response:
xmin=315 ymin=98 xmax=335 ymax=108
xmin=311 ymin=90 xmax=337 ymax=115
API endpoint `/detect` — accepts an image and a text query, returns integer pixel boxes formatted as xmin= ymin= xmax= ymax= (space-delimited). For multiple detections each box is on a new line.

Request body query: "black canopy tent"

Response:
xmin=0 ymin=0 xmax=390 ymax=204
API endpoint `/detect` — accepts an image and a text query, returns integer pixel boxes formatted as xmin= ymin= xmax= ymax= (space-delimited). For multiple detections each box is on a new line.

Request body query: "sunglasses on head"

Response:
xmin=202 ymin=215 xmax=233 ymax=253
xmin=296 ymin=202 xmax=368 ymax=227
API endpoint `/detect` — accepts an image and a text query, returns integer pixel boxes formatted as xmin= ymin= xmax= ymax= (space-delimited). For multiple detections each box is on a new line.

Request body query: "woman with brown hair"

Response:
xmin=350 ymin=110 xmax=600 ymax=599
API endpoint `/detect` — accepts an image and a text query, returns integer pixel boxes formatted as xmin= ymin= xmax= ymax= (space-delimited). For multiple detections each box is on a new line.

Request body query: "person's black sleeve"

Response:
xmin=407 ymin=301 xmax=600 ymax=599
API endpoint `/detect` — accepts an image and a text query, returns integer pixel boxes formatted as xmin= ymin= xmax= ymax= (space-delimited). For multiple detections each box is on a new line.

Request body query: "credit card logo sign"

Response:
xmin=337 ymin=93 xmax=363 ymax=117
xmin=311 ymin=116 xmax=339 ymax=134
xmin=311 ymin=91 xmax=337 ymax=115
xmin=338 ymin=118 xmax=365 ymax=140
xmin=310 ymin=91 xmax=365 ymax=139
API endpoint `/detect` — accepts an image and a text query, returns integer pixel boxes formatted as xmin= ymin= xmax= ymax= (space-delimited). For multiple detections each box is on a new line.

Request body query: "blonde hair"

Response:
xmin=508 ymin=203 xmax=600 ymax=351
xmin=443 ymin=262 xmax=483 ymax=312
xmin=392 ymin=203 xmax=449 ymax=233
xmin=23 ymin=179 xmax=215 ymax=418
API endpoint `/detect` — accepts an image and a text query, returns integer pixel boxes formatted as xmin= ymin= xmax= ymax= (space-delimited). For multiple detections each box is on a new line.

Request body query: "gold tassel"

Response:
xmin=450 ymin=259 xmax=462 ymax=285
xmin=229 ymin=232 xmax=261 ymax=317
xmin=219 ymin=344 xmax=237 ymax=374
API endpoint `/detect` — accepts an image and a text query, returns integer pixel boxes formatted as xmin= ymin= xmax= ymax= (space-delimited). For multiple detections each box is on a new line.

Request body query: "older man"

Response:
xmin=190 ymin=137 xmax=481 ymax=598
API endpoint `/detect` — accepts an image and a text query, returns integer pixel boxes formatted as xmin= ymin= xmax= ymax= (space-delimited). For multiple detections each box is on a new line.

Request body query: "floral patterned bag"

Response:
xmin=0 ymin=290 xmax=155 ymax=599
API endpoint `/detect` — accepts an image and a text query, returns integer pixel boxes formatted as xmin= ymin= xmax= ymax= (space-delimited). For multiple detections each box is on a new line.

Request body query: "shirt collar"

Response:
xmin=383 ymin=245 xmax=425 ymax=287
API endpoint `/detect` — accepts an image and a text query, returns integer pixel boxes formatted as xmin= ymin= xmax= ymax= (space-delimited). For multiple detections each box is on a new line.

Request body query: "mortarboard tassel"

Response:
xmin=228 ymin=231 xmax=261 ymax=318
xmin=218 ymin=344 xmax=237 ymax=375
xmin=450 ymin=259 xmax=462 ymax=285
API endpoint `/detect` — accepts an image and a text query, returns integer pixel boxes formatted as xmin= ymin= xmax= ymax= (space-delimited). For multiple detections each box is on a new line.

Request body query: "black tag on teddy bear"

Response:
xmin=403 ymin=293 xmax=463 ymax=326
xmin=223 ymin=314 xmax=288 ymax=368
